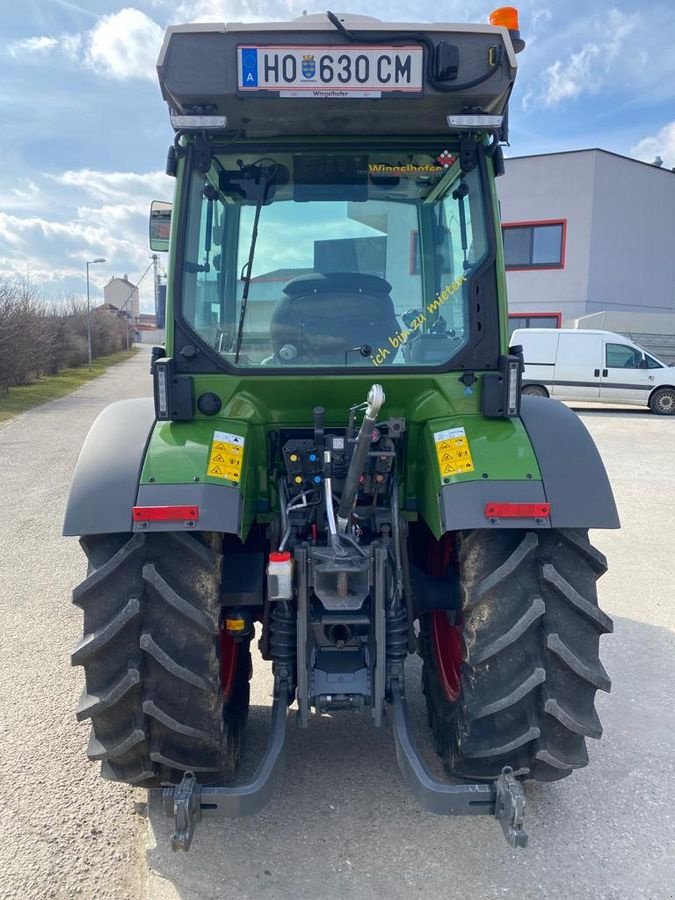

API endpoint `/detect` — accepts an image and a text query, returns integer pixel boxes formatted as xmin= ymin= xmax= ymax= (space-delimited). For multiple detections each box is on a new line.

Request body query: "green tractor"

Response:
xmin=64 ymin=8 xmax=618 ymax=851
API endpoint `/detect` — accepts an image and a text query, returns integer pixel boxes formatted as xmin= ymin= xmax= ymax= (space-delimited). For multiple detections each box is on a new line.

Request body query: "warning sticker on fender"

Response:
xmin=434 ymin=427 xmax=475 ymax=477
xmin=207 ymin=431 xmax=245 ymax=483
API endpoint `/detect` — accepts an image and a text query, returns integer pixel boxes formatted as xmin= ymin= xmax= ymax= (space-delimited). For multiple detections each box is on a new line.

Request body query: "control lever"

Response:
xmin=313 ymin=406 xmax=325 ymax=450
xmin=337 ymin=384 xmax=385 ymax=532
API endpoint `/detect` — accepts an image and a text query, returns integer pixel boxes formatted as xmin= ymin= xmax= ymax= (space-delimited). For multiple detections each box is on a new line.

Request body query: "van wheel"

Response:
xmin=522 ymin=385 xmax=549 ymax=398
xmin=649 ymin=387 xmax=675 ymax=415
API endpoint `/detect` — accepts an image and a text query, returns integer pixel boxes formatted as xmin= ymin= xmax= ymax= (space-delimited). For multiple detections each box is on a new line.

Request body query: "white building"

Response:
xmin=103 ymin=275 xmax=140 ymax=323
xmin=497 ymin=149 xmax=675 ymax=327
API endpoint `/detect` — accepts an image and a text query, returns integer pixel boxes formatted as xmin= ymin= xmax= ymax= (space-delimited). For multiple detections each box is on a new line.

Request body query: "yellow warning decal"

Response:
xmin=433 ymin=426 xmax=475 ymax=477
xmin=207 ymin=430 xmax=245 ymax=483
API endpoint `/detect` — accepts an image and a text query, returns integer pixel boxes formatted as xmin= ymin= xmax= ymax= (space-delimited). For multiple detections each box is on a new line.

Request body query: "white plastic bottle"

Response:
xmin=267 ymin=551 xmax=293 ymax=600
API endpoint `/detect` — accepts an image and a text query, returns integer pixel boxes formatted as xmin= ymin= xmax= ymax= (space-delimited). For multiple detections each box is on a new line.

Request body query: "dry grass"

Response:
xmin=0 ymin=348 xmax=138 ymax=423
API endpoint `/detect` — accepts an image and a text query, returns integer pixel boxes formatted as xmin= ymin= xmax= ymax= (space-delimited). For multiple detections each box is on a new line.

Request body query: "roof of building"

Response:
xmin=106 ymin=275 xmax=138 ymax=289
xmin=505 ymin=147 xmax=675 ymax=177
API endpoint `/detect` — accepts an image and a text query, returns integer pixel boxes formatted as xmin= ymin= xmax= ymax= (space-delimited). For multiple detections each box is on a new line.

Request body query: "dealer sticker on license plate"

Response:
xmin=238 ymin=45 xmax=423 ymax=97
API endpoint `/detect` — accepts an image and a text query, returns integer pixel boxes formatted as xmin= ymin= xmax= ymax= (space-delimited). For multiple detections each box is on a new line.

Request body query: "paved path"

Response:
xmin=1 ymin=351 xmax=673 ymax=899
xmin=0 ymin=349 xmax=153 ymax=900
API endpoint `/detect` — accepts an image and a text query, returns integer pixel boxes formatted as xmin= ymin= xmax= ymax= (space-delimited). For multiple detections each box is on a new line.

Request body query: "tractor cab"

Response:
xmin=153 ymin=11 xmax=520 ymax=385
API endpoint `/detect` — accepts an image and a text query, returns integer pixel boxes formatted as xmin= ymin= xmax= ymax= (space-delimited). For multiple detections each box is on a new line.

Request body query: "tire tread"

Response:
xmin=420 ymin=528 xmax=611 ymax=782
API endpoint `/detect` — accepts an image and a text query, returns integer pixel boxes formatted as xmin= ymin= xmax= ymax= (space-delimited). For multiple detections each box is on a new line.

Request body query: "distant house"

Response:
xmin=94 ymin=302 xmax=123 ymax=315
xmin=103 ymin=275 xmax=140 ymax=323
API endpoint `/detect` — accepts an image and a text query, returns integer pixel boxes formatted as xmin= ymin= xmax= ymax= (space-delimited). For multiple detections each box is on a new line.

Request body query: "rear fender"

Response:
xmin=418 ymin=397 xmax=619 ymax=536
xmin=63 ymin=399 xmax=156 ymax=536
xmin=518 ymin=396 xmax=619 ymax=529
xmin=63 ymin=400 xmax=247 ymax=538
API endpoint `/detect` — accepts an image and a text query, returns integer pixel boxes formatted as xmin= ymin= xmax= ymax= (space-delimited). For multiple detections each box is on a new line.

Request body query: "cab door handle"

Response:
xmin=603 ymin=368 xmax=608 ymax=377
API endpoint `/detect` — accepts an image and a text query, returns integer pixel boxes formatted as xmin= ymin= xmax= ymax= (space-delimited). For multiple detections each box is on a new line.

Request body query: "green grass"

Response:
xmin=0 ymin=348 xmax=139 ymax=423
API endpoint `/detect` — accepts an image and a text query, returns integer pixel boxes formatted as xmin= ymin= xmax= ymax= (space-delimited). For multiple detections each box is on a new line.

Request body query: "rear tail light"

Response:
xmin=485 ymin=502 xmax=550 ymax=519
xmin=132 ymin=505 xmax=199 ymax=522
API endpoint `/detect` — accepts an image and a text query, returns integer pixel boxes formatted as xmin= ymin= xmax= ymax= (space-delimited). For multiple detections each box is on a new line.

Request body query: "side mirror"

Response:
xmin=638 ymin=357 xmax=648 ymax=369
xmin=149 ymin=200 xmax=172 ymax=252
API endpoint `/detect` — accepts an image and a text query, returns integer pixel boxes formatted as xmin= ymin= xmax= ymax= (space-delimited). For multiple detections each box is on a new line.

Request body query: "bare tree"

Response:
xmin=0 ymin=277 xmax=129 ymax=393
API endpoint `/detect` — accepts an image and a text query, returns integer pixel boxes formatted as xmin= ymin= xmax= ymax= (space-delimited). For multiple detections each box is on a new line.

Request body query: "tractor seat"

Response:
xmin=270 ymin=272 xmax=399 ymax=365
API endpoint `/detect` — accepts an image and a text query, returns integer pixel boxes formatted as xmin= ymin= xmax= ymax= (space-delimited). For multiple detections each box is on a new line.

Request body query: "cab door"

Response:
xmin=599 ymin=341 xmax=652 ymax=406
xmin=551 ymin=332 xmax=602 ymax=400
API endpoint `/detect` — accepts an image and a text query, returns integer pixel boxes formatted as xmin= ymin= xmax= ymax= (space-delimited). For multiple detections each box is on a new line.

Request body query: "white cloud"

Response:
xmin=8 ymin=35 xmax=59 ymax=56
xmin=174 ymin=0 xmax=337 ymax=24
xmin=0 ymin=167 xmax=173 ymax=308
xmin=61 ymin=32 xmax=83 ymax=58
xmin=86 ymin=8 xmax=164 ymax=81
xmin=537 ymin=9 xmax=638 ymax=107
xmin=171 ymin=0 xmax=488 ymax=25
xmin=631 ymin=122 xmax=675 ymax=169
xmin=54 ymin=168 xmax=171 ymax=203
xmin=7 ymin=8 xmax=163 ymax=81
xmin=530 ymin=8 xmax=552 ymax=29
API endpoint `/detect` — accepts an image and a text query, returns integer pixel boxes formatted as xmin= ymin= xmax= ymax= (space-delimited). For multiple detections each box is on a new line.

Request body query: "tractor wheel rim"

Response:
xmin=220 ymin=631 xmax=239 ymax=702
xmin=430 ymin=610 xmax=463 ymax=703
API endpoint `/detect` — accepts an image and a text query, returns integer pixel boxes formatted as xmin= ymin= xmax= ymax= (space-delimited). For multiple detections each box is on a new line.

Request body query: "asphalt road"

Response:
xmin=0 ymin=347 xmax=673 ymax=900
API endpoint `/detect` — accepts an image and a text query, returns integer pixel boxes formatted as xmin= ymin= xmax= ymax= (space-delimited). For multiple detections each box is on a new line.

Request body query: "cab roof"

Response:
xmin=157 ymin=12 xmax=518 ymax=139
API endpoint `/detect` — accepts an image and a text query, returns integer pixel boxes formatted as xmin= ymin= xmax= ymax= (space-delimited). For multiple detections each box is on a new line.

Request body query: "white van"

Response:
xmin=512 ymin=328 xmax=675 ymax=415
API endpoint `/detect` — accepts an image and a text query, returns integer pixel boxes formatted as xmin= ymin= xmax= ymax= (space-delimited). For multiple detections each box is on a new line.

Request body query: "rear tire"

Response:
xmin=521 ymin=385 xmax=549 ymax=398
xmin=72 ymin=531 xmax=250 ymax=787
xmin=421 ymin=529 xmax=611 ymax=782
xmin=649 ymin=387 xmax=675 ymax=415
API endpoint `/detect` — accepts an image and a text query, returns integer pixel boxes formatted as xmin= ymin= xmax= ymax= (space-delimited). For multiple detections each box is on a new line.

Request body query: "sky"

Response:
xmin=2 ymin=0 xmax=675 ymax=311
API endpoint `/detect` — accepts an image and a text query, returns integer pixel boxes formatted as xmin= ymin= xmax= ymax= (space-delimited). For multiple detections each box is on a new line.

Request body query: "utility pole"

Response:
xmin=152 ymin=254 xmax=159 ymax=333
xmin=118 ymin=262 xmax=154 ymax=350
xmin=85 ymin=258 xmax=106 ymax=369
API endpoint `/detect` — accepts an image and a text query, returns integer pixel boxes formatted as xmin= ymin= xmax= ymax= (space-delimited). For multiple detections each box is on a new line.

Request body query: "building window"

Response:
xmin=508 ymin=313 xmax=561 ymax=338
xmin=502 ymin=220 xmax=566 ymax=270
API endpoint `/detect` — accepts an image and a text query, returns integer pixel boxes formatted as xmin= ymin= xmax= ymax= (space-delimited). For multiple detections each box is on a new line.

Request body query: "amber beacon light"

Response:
xmin=489 ymin=6 xmax=525 ymax=52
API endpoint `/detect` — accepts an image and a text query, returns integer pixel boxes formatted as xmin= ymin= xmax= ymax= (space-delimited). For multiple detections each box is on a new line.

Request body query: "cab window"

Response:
xmin=646 ymin=354 xmax=662 ymax=369
xmin=605 ymin=343 xmax=642 ymax=369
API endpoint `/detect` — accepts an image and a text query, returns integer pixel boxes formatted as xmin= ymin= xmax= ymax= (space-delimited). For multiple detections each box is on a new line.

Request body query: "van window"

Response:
xmin=606 ymin=343 xmax=642 ymax=369
xmin=646 ymin=354 xmax=662 ymax=369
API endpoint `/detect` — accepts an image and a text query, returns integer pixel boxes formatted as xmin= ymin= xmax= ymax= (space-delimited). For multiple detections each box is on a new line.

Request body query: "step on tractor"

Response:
xmin=64 ymin=7 xmax=619 ymax=851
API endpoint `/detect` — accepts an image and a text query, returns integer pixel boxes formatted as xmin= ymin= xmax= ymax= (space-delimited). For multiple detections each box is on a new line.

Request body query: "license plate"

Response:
xmin=238 ymin=45 xmax=423 ymax=97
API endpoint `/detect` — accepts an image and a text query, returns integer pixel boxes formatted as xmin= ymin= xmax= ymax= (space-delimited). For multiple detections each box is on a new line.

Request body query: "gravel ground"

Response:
xmin=1 ymin=350 xmax=673 ymax=900
xmin=0 ymin=349 xmax=153 ymax=900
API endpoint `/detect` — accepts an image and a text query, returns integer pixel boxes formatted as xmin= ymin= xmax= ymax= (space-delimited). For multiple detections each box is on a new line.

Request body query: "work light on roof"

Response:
xmin=447 ymin=114 xmax=504 ymax=130
xmin=170 ymin=114 xmax=228 ymax=130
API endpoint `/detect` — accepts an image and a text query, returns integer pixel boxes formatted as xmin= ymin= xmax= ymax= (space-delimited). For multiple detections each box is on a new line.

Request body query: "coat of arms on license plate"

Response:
xmin=302 ymin=54 xmax=316 ymax=78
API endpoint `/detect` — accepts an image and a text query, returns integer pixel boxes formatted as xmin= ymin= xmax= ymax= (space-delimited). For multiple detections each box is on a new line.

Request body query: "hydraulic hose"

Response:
xmin=337 ymin=384 xmax=385 ymax=531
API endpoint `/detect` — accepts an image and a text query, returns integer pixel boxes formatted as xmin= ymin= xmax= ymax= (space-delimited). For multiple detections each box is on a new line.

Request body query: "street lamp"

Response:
xmin=86 ymin=258 xmax=106 ymax=369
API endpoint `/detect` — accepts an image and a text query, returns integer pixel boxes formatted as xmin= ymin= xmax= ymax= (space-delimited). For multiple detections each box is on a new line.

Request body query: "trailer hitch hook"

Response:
xmin=163 ymin=771 xmax=202 ymax=852
xmin=494 ymin=766 xmax=528 ymax=849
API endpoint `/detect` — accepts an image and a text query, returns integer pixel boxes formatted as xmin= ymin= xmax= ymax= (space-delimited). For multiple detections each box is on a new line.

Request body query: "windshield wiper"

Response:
xmin=233 ymin=171 xmax=274 ymax=363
